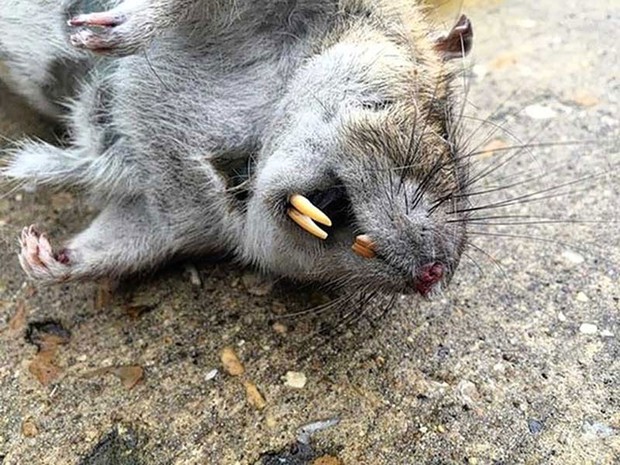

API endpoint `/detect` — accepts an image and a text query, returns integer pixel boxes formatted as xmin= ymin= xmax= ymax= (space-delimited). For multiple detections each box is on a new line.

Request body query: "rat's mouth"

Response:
xmin=286 ymin=185 xmax=352 ymax=237
xmin=285 ymin=189 xmax=448 ymax=295
xmin=285 ymin=186 xmax=379 ymax=259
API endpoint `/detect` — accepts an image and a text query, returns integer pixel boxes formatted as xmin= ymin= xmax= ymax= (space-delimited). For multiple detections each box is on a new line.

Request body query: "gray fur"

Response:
xmin=0 ymin=0 xmax=97 ymax=116
xmin=1 ymin=0 xmax=471 ymax=296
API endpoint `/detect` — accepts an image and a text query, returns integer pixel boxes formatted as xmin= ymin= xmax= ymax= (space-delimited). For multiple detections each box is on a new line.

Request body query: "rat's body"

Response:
xmin=1 ymin=0 xmax=472 ymax=296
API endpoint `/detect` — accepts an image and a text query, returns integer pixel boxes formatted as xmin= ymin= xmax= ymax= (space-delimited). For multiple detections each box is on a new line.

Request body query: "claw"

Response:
xmin=68 ymin=12 xmax=125 ymax=28
xmin=70 ymin=29 xmax=115 ymax=53
xmin=17 ymin=225 xmax=71 ymax=282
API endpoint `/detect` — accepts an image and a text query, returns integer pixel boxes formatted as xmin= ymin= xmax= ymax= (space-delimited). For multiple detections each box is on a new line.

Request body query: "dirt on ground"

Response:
xmin=0 ymin=1 xmax=618 ymax=464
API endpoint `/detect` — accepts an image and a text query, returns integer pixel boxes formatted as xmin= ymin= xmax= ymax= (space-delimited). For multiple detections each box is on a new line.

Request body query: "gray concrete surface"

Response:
xmin=0 ymin=1 xmax=618 ymax=464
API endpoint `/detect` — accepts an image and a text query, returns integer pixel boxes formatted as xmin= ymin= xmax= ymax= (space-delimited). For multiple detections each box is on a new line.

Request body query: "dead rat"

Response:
xmin=1 ymin=0 xmax=473 ymax=298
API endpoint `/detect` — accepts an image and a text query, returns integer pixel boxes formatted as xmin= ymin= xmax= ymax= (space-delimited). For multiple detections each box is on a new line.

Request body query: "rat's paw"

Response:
xmin=69 ymin=8 xmax=153 ymax=56
xmin=18 ymin=226 xmax=71 ymax=283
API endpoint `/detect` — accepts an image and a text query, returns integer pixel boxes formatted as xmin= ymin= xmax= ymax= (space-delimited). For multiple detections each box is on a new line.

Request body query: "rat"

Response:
xmin=1 ymin=0 xmax=473 ymax=298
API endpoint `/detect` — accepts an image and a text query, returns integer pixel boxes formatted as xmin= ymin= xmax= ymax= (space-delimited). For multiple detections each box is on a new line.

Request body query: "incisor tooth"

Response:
xmin=287 ymin=208 xmax=328 ymax=240
xmin=355 ymin=235 xmax=375 ymax=249
xmin=352 ymin=242 xmax=376 ymax=259
xmin=289 ymin=194 xmax=332 ymax=227
xmin=352 ymin=235 xmax=376 ymax=259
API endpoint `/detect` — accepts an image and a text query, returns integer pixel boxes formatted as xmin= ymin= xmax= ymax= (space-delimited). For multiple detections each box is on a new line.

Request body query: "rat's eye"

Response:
xmin=286 ymin=185 xmax=354 ymax=240
xmin=361 ymin=99 xmax=394 ymax=111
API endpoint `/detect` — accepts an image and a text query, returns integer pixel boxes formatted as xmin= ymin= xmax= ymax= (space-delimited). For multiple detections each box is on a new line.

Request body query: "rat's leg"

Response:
xmin=17 ymin=195 xmax=217 ymax=283
xmin=68 ymin=0 xmax=209 ymax=56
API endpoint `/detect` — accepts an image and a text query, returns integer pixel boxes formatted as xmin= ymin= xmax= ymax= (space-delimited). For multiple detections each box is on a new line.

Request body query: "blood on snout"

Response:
xmin=414 ymin=262 xmax=444 ymax=296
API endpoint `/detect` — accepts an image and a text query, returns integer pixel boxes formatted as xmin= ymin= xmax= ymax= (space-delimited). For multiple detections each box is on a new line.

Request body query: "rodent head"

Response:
xmin=243 ymin=14 xmax=473 ymax=297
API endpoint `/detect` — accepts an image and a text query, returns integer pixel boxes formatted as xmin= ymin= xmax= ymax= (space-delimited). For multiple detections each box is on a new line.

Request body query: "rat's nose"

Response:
xmin=414 ymin=262 xmax=444 ymax=296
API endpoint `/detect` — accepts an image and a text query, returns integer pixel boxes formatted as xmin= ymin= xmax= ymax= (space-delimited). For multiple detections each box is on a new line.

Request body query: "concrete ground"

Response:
xmin=0 ymin=1 xmax=618 ymax=464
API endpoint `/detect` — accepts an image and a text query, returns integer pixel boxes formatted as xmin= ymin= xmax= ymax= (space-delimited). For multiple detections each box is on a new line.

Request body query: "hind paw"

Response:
xmin=18 ymin=226 xmax=71 ymax=282
xmin=68 ymin=9 xmax=152 ymax=56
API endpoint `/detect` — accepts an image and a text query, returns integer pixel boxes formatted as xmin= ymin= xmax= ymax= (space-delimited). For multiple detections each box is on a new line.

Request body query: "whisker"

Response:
xmin=465 ymin=241 xmax=509 ymax=283
xmin=450 ymin=170 xmax=613 ymax=215
xmin=467 ymin=231 xmax=613 ymax=263
xmin=461 ymin=251 xmax=486 ymax=278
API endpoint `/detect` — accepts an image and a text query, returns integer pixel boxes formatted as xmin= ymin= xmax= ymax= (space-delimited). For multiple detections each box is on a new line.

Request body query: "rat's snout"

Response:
xmin=414 ymin=262 xmax=445 ymax=296
xmin=339 ymin=182 xmax=460 ymax=296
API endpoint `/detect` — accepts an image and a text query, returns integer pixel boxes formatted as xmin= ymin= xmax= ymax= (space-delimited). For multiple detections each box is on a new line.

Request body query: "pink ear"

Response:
xmin=434 ymin=15 xmax=473 ymax=60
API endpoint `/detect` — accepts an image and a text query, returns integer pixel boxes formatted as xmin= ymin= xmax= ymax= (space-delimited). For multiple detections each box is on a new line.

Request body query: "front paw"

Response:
xmin=18 ymin=226 xmax=71 ymax=283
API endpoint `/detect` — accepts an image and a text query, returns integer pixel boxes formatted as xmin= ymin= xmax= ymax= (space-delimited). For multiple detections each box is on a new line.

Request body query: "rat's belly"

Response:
xmin=110 ymin=42 xmax=298 ymax=156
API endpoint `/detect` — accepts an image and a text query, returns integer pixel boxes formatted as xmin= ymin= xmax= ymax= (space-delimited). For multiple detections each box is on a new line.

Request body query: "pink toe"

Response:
xmin=69 ymin=12 xmax=123 ymax=27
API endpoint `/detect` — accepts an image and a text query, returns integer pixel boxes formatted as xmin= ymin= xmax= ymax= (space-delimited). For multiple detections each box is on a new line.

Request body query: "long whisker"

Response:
xmin=449 ymin=170 xmax=613 ymax=214
xmin=467 ymin=231 xmax=613 ymax=263
xmin=465 ymin=241 xmax=509 ymax=282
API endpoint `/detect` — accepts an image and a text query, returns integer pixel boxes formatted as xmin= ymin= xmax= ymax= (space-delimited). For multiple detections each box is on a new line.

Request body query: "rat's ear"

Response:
xmin=434 ymin=14 xmax=473 ymax=60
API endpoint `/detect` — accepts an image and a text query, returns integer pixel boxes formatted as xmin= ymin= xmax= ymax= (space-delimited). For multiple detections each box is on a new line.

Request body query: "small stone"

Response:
xmin=114 ymin=366 xmax=144 ymax=390
xmin=576 ymin=292 xmax=589 ymax=303
xmin=419 ymin=426 xmax=428 ymax=434
xmin=243 ymin=380 xmax=267 ymax=410
xmin=456 ymin=380 xmax=480 ymax=408
xmin=524 ymin=104 xmax=557 ymax=120
xmin=600 ymin=329 xmax=614 ymax=338
xmin=528 ymin=419 xmax=544 ymax=435
xmin=577 ymin=355 xmax=590 ymax=366
xmin=184 ymin=264 xmax=202 ymax=287
xmin=579 ymin=323 xmax=598 ymax=335
xmin=283 ymin=371 xmax=307 ymax=389
xmin=582 ymin=420 xmax=616 ymax=439
xmin=273 ymin=323 xmax=288 ymax=335
xmin=241 ymin=272 xmax=273 ymax=296
xmin=437 ymin=425 xmax=446 ymax=433
xmin=271 ymin=301 xmax=287 ymax=315
xmin=312 ymin=456 xmax=343 ymax=465
xmin=569 ymin=90 xmax=600 ymax=108
xmin=205 ymin=369 xmax=218 ymax=382
xmin=221 ymin=347 xmax=245 ymax=376
xmin=21 ymin=419 xmax=39 ymax=437
xmin=265 ymin=415 xmax=278 ymax=429
xmin=493 ymin=362 xmax=506 ymax=374
xmin=561 ymin=250 xmax=585 ymax=265
xmin=297 ymin=418 xmax=341 ymax=445
xmin=411 ymin=373 xmax=448 ymax=399
xmin=558 ymin=312 xmax=567 ymax=322
xmin=86 ymin=365 xmax=144 ymax=390
xmin=467 ymin=458 xmax=479 ymax=465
